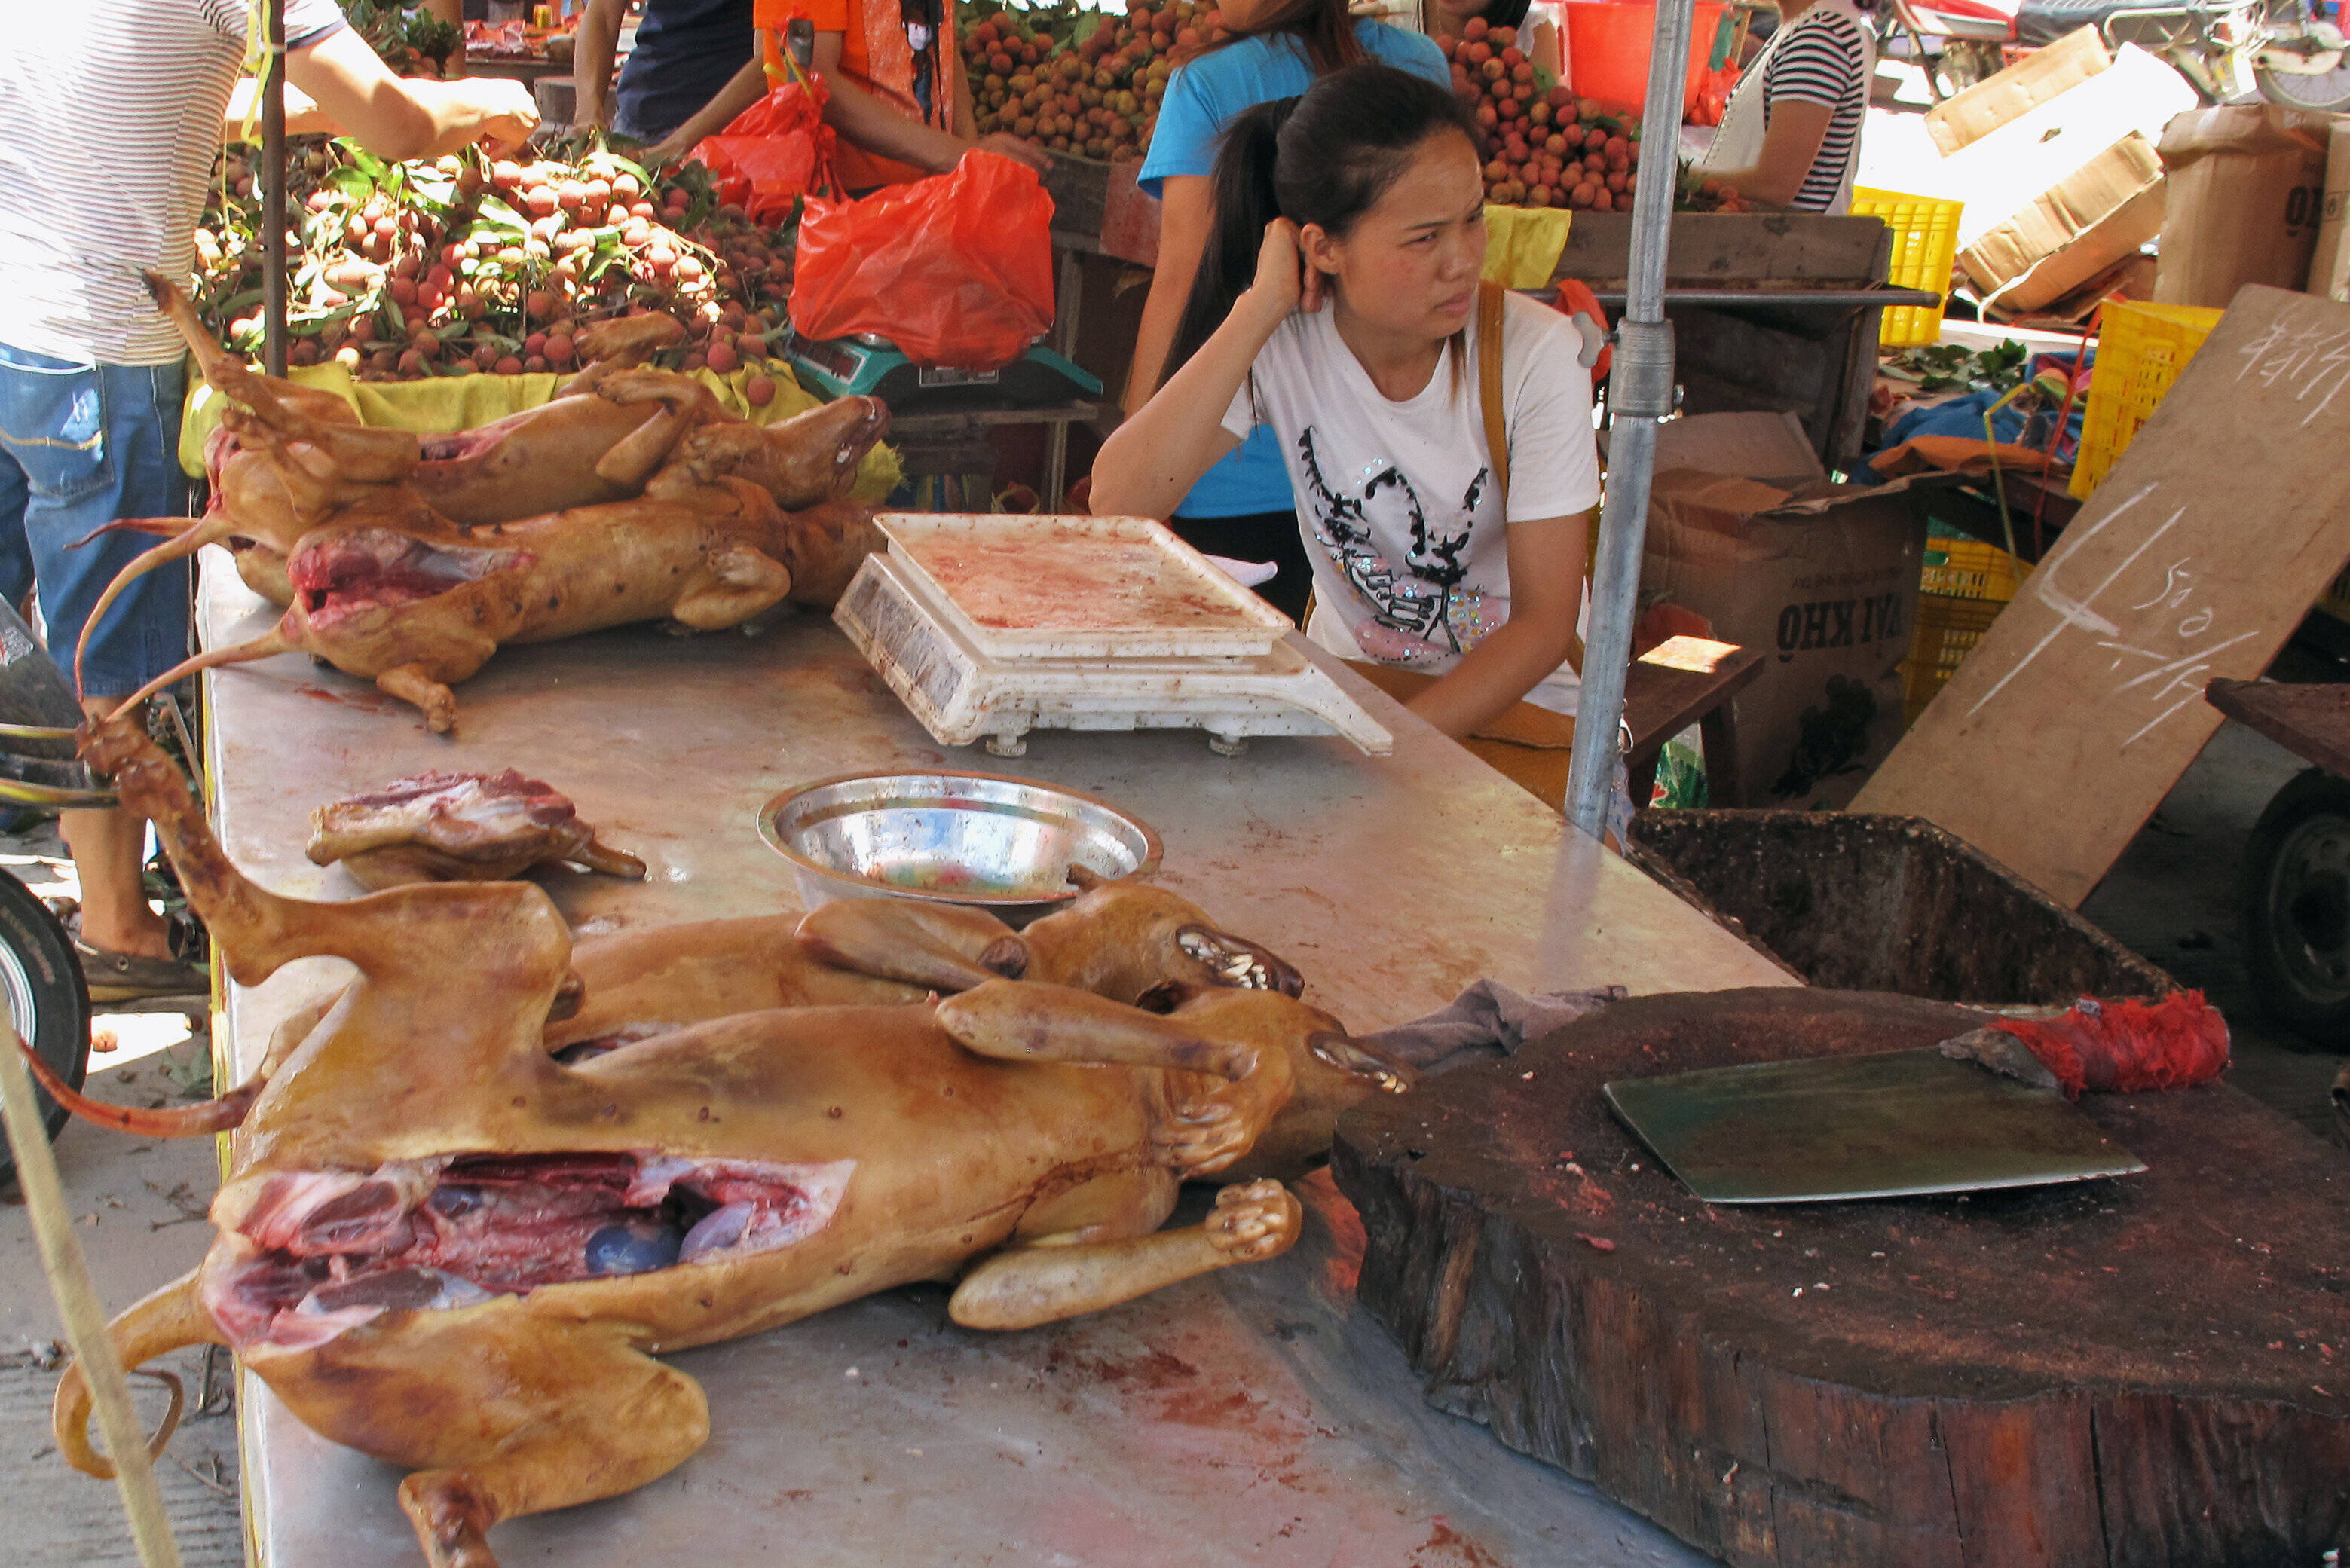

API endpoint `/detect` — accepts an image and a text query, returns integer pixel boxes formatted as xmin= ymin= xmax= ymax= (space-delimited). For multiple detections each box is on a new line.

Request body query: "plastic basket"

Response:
xmin=2069 ymin=300 xmax=2224 ymax=500
xmin=1903 ymin=537 xmax=2024 ymax=723
xmin=1849 ymin=187 xmax=1963 ymax=350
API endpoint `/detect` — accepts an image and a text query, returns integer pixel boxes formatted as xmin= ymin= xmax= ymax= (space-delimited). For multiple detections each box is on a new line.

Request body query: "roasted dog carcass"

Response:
xmin=32 ymin=714 xmax=1413 ymax=1568
xmin=113 ymin=432 xmax=886 ymax=732
xmin=307 ymin=771 xmax=647 ymax=890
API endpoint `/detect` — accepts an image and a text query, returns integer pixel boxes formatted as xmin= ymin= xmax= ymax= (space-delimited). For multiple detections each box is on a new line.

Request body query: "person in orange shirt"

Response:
xmin=642 ymin=0 xmax=1048 ymax=188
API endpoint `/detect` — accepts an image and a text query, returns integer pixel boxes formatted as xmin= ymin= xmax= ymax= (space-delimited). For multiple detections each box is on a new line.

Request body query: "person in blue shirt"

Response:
xmin=577 ymin=0 xmax=756 ymax=154
xmin=1127 ymin=0 xmax=1448 ymax=622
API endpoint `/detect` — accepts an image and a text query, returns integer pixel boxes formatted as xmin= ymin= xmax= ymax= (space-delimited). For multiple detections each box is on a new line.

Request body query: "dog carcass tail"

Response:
xmin=75 ymin=519 xmax=230 ymax=697
xmin=106 ymin=627 xmax=293 ymax=721
xmin=54 ymin=1271 xmax=219 ymax=1479
xmin=16 ymin=1035 xmax=261 ymax=1138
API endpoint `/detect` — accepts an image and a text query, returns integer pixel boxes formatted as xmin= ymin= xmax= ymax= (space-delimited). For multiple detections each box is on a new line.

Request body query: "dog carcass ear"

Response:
xmin=936 ymin=981 xmax=1251 ymax=1080
xmin=795 ymin=900 xmax=1027 ymax=993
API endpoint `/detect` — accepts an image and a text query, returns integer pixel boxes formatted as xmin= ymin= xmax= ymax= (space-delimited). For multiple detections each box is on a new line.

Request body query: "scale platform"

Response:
xmin=834 ymin=514 xmax=1392 ymax=757
xmin=784 ymin=333 xmax=1102 ymax=408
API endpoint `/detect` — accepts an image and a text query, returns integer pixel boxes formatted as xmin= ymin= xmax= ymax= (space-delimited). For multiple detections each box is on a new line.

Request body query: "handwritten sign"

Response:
xmin=1856 ymin=286 xmax=2350 ymax=907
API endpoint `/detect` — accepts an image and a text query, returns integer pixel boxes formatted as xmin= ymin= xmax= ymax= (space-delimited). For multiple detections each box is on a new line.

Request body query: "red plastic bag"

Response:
xmin=789 ymin=151 xmax=1055 ymax=371
xmin=689 ymin=78 xmax=838 ymax=223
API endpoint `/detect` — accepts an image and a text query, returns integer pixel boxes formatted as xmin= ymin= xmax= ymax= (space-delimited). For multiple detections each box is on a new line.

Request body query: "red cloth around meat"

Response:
xmin=1990 ymin=992 xmax=2230 ymax=1099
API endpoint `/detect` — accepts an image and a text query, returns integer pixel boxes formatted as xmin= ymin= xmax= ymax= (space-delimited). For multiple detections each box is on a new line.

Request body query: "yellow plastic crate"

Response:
xmin=1850 ymin=186 xmax=1963 ymax=350
xmin=2069 ymin=300 xmax=2224 ymax=500
xmin=1903 ymin=537 xmax=2024 ymax=723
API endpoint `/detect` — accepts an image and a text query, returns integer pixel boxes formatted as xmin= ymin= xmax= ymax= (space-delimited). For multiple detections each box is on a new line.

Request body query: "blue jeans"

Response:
xmin=0 ymin=345 xmax=191 ymax=700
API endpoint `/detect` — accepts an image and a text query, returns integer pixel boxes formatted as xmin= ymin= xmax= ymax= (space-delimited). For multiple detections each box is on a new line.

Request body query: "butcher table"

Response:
xmin=190 ymin=551 xmax=1792 ymax=1567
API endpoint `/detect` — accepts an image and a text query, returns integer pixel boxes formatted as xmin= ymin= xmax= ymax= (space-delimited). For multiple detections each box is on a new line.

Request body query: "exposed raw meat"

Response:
xmin=308 ymin=770 xmax=647 ymax=889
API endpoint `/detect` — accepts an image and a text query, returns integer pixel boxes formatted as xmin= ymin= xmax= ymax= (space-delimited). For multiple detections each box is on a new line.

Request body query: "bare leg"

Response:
xmin=65 ymin=698 xmax=169 ymax=958
xmin=950 ymin=1181 xmax=1302 ymax=1331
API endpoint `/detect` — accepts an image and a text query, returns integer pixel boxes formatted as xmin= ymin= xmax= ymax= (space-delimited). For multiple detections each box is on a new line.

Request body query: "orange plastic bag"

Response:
xmin=689 ymin=78 xmax=838 ymax=222
xmin=789 ymin=151 xmax=1055 ymax=371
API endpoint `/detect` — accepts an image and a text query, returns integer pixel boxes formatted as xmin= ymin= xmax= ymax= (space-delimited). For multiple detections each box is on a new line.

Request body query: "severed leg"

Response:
xmin=567 ymin=831 xmax=648 ymax=879
xmin=950 ymin=1181 xmax=1302 ymax=1331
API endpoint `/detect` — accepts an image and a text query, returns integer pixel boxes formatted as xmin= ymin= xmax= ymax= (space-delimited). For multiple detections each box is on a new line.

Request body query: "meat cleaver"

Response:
xmin=1602 ymin=1027 xmax=2147 ymax=1204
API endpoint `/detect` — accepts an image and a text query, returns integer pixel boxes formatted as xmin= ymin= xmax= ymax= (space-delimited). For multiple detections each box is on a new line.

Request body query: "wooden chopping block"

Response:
xmin=1330 ymin=987 xmax=2350 ymax=1568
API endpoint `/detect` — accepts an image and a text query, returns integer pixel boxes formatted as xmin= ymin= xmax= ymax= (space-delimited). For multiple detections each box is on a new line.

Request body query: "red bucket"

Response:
xmin=1562 ymin=0 xmax=1728 ymax=118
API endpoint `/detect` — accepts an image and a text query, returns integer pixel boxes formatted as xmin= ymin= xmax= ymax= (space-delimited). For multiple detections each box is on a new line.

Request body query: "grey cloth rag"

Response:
xmin=1362 ymin=980 xmax=1626 ymax=1077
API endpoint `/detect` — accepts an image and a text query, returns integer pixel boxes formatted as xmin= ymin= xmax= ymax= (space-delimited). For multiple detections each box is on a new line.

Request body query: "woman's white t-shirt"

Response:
xmin=1219 ymin=290 xmax=1602 ymax=713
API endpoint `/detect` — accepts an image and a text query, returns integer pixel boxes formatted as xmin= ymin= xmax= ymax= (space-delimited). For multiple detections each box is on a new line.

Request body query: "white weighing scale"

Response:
xmin=834 ymin=514 xmax=1393 ymax=758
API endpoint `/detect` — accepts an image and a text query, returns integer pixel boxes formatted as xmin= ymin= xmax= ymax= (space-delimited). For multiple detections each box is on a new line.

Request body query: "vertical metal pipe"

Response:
xmin=262 ymin=0 xmax=288 ymax=377
xmin=1562 ymin=0 xmax=1697 ymax=840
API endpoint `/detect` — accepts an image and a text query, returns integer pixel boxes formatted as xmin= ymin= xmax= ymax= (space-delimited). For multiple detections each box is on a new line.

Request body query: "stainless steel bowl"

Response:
xmin=760 ymin=772 xmax=1162 ymax=926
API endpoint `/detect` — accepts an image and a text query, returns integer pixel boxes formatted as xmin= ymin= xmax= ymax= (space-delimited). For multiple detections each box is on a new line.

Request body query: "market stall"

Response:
xmin=192 ymin=552 xmax=1792 ymax=1565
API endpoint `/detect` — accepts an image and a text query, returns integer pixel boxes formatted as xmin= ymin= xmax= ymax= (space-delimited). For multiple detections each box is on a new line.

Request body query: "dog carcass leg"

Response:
xmin=949 ymin=1180 xmax=1302 ymax=1331
xmin=667 ymin=543 xmax=791 ymax=630
xmin=375 ymin=664 xmax=461 ymax=735
xmin=794 ymin=901 xmax=1027 ymax=993
xmin=395 ymin=1346 xmax=711 ymax=1568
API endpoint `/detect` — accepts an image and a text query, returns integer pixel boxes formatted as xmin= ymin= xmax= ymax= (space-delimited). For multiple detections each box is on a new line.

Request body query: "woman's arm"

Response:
xmin=1092 ymin=219 xmax=1314 ymax=517
xmin=1404 ymin=511 xmax=1590 ymax=739
xmin=1122 ymin=175 xmax=1213 ymax=415
xmin=574 ymin=0 xmax=627 ymax=130
xmin=798 ymin=32 xmax=1051 ymax=173
xmin=286 ymin=27 xmax=540 ymax=161
xmin=1700 ymin=96 xmax=1831 ymax=209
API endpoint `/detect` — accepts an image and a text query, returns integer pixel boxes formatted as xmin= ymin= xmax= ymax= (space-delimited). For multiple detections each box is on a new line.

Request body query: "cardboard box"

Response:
xmin=2309 ymin=118 xmax=2350 ymax=301
xmin=1640 ymin=413 xmax=1935 ymax=808
xmin=2152 ymin=105 xmax=2331 ymax=307
xmin=1926 ymin=26 xmax=2113 ymax=156
xmin=1917 ymin=46 xmax=2195 ymax=251
xmin=1958 ymin=134 xmax=2167 ymax=313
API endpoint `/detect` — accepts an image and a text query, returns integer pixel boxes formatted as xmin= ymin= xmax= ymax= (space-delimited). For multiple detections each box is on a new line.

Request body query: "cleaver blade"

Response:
xmin=1602 ymin=1043 xmax=2147 ymax=1205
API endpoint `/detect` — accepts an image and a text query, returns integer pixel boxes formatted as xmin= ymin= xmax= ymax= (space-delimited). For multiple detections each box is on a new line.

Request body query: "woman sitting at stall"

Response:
xmin=1695 ymin=0 xmax=1875 ymax=212
xmin=1093 ymin=63 xmax=1599 ymax=752
xmin=1126 ymin=0 xmax=1449 ymax=623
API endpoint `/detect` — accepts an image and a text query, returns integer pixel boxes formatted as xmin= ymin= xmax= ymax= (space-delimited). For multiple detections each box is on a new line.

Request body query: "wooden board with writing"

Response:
xmin=1854 ymin=285 xmax=2350 ymax=906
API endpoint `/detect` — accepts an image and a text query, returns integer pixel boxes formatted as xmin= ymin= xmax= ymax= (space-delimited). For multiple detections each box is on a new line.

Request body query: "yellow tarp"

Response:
xmin=177 ymin=360 xmax=903 ymax=503
xmin=1481 ymin=205 xmax=1573 ymax=289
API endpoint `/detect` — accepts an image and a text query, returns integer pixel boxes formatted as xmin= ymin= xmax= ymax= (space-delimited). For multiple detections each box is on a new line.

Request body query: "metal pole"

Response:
xmin=262 ymin=0 xmax=288 ymax=377
xmin=1562 ymin=0 xmax=1696 ymax=839
xmin=0 ymin=1029 xmax=185 ymax=1568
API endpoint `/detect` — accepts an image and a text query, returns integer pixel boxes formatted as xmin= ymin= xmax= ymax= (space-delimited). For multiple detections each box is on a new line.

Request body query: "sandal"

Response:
xmin=72 ymin=938 xmax=208 ymax=1004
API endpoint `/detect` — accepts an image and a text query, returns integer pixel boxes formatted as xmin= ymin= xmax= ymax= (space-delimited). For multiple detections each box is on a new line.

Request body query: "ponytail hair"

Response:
xmin=1165 ymin=63 xmax=1481 ymax=378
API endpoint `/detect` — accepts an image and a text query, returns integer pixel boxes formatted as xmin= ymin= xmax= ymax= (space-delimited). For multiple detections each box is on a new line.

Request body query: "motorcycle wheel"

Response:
xmin=2257 ymin=60 xmax=2350 ymax=110
xmin=0 ymin=869 xmax=92 ymax=1184
xmin=2244 ymin=768 xmax=2350 ymax=1050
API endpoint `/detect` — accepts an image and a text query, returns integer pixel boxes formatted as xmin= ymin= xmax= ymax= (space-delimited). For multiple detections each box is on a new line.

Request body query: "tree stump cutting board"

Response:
xmin=1330 ymin=988 xmax=2350 ymax=1567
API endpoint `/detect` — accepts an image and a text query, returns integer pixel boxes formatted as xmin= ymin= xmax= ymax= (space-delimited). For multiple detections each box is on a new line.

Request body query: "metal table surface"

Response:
xmin=191 ymin=552 xmax=1792 ymax=1568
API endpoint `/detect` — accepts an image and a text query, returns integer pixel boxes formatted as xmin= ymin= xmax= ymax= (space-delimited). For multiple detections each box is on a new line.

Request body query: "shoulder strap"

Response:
xmin=1479 ymin=279 xmax=1590 ymax=677
xmin=1477 ymin=280 xmax=1510 ymax=510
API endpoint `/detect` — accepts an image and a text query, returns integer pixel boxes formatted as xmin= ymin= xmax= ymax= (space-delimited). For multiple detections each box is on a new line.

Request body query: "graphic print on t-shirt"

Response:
xmin=1294 ymin=426 xmax=1498 ymax=662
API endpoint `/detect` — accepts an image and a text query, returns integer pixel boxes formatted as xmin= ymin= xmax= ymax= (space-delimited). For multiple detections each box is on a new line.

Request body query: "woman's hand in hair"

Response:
xmin=1244 ymin=218 xmax=1325 ymax=323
